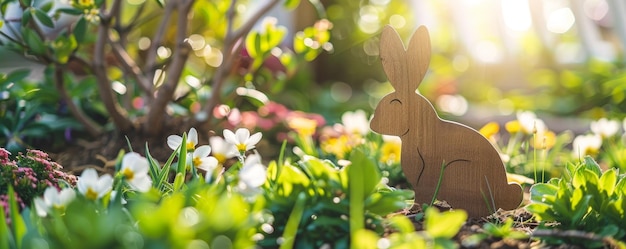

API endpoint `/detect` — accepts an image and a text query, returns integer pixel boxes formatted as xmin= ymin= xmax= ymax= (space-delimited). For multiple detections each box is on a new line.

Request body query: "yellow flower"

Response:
xmin=479 ymin=122 xmax=499 ymax=141
xmin=380 ymin=141 xmax=401 ymax=164
xmin=287 ymin=116 xmax=318 ymax=137
xmin=506 ymin=173 xmax=534 ymax=185
xmin=321 ymin=135 xmax=350 ymax=159
xmin=531 ymin=130 xmax=556 ymax=150
xmin=505 ymin=120 xmax=521 ymax=134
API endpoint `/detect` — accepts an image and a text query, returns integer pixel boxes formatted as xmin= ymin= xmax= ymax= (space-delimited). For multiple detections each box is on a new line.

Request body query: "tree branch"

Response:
xmin=54 ymin=66 xmax=103 ymax=137
xmin=108 ymin=36 xmax=154 ymax=98
xmin=199 ymin=0 xmax=281 ymax=125
xmin=92 ymin=5 xmax=134 ymax=132
xmin=144 ymin=0 xmax=176 ymax=80
xmin=144 ymin=0 xmax=195 ymax=135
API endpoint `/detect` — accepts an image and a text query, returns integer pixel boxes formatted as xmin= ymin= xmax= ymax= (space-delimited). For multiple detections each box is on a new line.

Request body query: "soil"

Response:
xmin=45 ymin=122 xmax=614 ymax=249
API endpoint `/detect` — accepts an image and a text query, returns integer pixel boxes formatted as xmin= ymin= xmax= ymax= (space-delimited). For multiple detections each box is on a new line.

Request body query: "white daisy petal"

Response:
xmin=195 ymin=145 xmax=212 ymax=158
xmin=236 ymin=128 xmax=251 ymax=143
xmin=188 ymin=128 xmax=198 ymax=145
xmin=223 ymin=129 xmax=238 ymax=145
xmin=167 ymin=135 xmax=183 ymax=150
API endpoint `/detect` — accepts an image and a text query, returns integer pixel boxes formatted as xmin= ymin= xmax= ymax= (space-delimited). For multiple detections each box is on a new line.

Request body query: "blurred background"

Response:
xmin=290 ymin=0 xmax=626 ymax=132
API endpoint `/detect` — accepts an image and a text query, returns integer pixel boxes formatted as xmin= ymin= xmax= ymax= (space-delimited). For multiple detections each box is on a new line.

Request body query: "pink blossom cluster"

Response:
xmin=0 ymin=148 xmax=77 ymax=225
xmin=218 ymin=101 xmax=326 ymax=142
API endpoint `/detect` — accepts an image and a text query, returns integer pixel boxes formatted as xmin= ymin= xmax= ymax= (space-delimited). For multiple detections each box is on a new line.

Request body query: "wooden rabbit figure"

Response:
xmin=370 ymin=25 xmax=522 ymax=217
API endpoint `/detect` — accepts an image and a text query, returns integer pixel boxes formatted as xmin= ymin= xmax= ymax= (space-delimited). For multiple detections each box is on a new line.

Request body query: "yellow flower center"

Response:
xmin=78 ymin=0 xmax=94 ymax=7
xmin=193 ymin=156 xmax=202 ymax=167
xmin=236 ymin=144 xmax=247 ymax=152
xmin=85 ymin=187 xmax=98 ymax=200
xmin=122 ymin=167 xmax=134 ymax=181
xmin=186 ymin=141 xmax=195 ymax=152
xmin=214 ymin=154 xmax=227 ymax=164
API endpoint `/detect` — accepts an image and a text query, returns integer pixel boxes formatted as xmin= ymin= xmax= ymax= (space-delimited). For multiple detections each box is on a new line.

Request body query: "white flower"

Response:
xmin=572 ymin=134 xmax=602 ymax=158
xmin=77 ymin=168 xmax=113 ymax=200
xmin=167 ymin=127 xmax=199 ymax=152
xmin=342 ymin=110 xmax=370 ymax=135
xmin=120 ymin=152 xmax=152 ymax=192
xmin=191 ymin=145 xmax=219 ymax=172
xmin=237 ymin=154 xmax=267 ymax=192
xmin=517 ymin=111 xmax=546 ymax=135
xmin=34 ymin=187 xmax=76 ymax=217
xmin=591 ymin=118 xmax=620 ymax=139
xmin=224 ymin=128 xmax=262 ymax=154
xmin=209 ymin=136 xmax=239 ymax=164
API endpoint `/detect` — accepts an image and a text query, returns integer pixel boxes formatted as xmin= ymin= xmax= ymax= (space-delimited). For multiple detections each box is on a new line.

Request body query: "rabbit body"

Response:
xmin=370 ymin=25 xmax=522 ymax=217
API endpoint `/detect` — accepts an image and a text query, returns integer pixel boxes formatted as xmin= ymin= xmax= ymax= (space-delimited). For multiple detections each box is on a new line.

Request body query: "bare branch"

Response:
xmin=199 ymin=0 xmax=280 ymax=125
xmin=144 ymin=0 xmax=195 ymax=135
xmin=144 ymin=0 xmax=176 ymax=78
xmin=108 ymin=36 xmax=154 ymax=98
xmin=92 ymin=5 xmax=134 ymax=132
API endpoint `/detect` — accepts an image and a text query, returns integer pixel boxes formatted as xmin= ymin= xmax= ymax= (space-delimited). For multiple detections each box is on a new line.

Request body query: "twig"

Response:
xmin=108 ymin=36 xmax=153 ymax=98
xmin=92 ymin=3 xmax=134 ymax=132
xmin=144 ymin=0 xmax=175 ymax=78
xmin=144 ymin=0 xmax=195 ymax=135
xmin=200 ymin=0 xmax=280 ymax=125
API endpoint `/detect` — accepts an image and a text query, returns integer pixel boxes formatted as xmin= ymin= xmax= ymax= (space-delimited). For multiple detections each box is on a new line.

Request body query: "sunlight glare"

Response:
xmin=437 ymin=94 xmax=468 ymax=116
xmin=472 ymin=40 xmax=502 ymax=63
xmin=546 ymin=8 xmax=575 ymax=34
xmin=501 ymin=0 xmax=532 ymax=32
xmin=583 ymin=0 xmax=608 ymax=21
xmin=358 ymin=5 xmax=380 ymax=34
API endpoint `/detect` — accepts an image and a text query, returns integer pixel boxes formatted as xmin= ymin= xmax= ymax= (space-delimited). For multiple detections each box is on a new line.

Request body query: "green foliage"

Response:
xmin=259 ymin=147 xmax=413 ymax=248
xmin=352 ymin=208 xmax=467 ymax=249
xmin=461 ymin=218 xmax=529 ymax=247
xmin=526 ymin=156 xmax=626 ymax=247
xmin=0 ymin=70 xmax=83 ymax=153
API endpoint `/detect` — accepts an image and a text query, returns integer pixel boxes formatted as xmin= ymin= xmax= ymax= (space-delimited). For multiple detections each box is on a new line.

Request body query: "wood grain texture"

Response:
xmin=370 ymin=25 xmax=522 ymax=217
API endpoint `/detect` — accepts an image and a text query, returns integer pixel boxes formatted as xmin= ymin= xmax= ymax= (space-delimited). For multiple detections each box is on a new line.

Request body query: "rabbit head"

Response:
xmin=370 ymin=25 xmax=431 ymax=136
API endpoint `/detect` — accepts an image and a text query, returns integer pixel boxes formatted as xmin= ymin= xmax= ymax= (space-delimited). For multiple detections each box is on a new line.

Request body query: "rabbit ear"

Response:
xmin=407 ymin=26 xmax=431 ymax=89
xmin=379 ymin=25 xmax=409 ymax=92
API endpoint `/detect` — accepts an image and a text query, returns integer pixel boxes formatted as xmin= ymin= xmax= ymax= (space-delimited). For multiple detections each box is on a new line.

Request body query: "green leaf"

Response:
xmin=56 ymin=8 xmax=83 ymax=15
xmin=2 ymin=69 xmax=30 ymax=84
xmin=73 ymin=17 xmax=87 ymax=43
xmin=351 ymin=229 xmax=379 ymax=249
xmin=583 ymin=156 xmax=602 ymax=176
xmin=529 ymin=183 xmax=558 ymax=202
xmin=8 ymin=186 xmax=26 ymax=249
xmin=0 ymin=198 xmax=11 ymax=248
xmin=280 ymin=192 xmax=306 ymax=249
xmin=348 ymin=149 xmax=381 ymax=196
xmin=283 ymin=0 xmax=300 ymax=9
xmin=21 ymin=9 xmax=32 ymax=26
xmin=598 ymin=168 xmax=617 ymax=196
xmin=424 ymin=207 xmax=467 ymax=239
xmin=34 ymin=9 xmax=54 ymax=28
xmin=21 ymin=0 xmax=32 ymax=7
xmin=389 ymin=215 xmax=416 ymax=233
xmin=39 ymin=1 xmax=54 ymax=12
xmin=22 ymin=28 xmax=46 ymax=55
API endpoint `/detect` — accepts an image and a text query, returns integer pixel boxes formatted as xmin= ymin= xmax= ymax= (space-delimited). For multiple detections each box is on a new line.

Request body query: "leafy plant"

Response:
xmin=461 ymin=217 xmax=529 ymax=247
xmin=353 ymin=207 xmax=467 ymax=249
xmin=258 ymin=148 xmax=413 ymax=248
xmin=0 ymin=148 xmax=77 ymax=225
xmin=526 ymin=156 xmax=626 ymax=247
